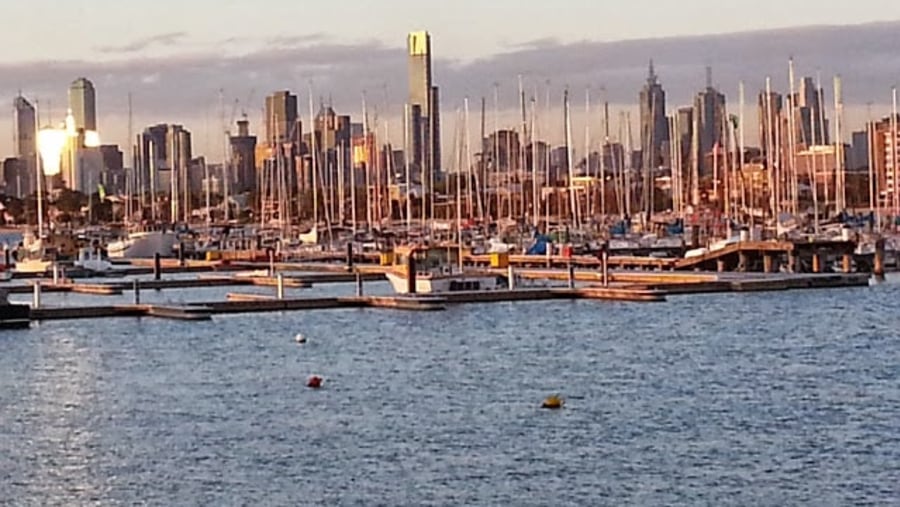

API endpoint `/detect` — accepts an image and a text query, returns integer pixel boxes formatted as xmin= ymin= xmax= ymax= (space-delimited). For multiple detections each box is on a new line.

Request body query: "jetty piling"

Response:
xmin=32 ymin=281 xmax=41 ymax=309
xmin=407 ymin=255 xmax=417 ymax=295
xmin=276 ymin=273 xmax=285 ymax=300
xmin=874 ymin=238 xmax=886 ymax=280
xmin=508 ymin=265 xmax=516 ymax=290
xmin=355 ymin=270 xmax=364 ymax=296
xmin=153 ymin=253 xmax=162 ymax=281
xmin=133 ymin=279 xmax=141 ymax=305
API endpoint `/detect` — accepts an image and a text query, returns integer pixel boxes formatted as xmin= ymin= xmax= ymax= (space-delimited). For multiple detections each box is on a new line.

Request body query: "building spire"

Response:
xmin=705 ymin=66 xmax=713 ymax=89
xmin=648 ymin=59 xmax=657 ymax=84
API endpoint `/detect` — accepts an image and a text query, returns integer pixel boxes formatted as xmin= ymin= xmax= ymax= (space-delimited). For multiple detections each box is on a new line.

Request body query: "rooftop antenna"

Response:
xmin=705 ymin=66 xmax=713 ymax=89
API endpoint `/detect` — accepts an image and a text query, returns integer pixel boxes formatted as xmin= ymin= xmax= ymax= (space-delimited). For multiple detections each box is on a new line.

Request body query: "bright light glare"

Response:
xmin=84 ymin=130 xmax=101 ymax=148
xmin=37 ymin=128 xmax=68 ymax=176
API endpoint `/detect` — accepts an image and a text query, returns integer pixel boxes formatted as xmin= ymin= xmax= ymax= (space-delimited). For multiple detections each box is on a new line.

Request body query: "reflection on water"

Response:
xmin=0 ymin=278 xmax=899 ymax=504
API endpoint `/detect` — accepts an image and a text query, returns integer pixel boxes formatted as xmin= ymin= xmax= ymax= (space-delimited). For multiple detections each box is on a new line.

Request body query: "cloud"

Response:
xmin=95 ymin=31 xmax=188 ymax=54
xmin=3 ymin=21 xmax=900 ymax=154
xmin=266 ymin=33 xmax=329 ymax=48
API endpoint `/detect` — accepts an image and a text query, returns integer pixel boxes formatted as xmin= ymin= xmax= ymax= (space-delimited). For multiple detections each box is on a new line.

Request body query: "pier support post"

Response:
xmin=276 ymin=273 xmax=285 ymax=300
xmin=178 ymin=242 xmax=185 ymax=267
xmin=407 ymin=255 xmax=417 ymax=295
xmin=812 ymin=253 xmax=822 ymax=274
xmin=347 ymin=242 xmax=354 ymax=270
xmin=356 ymin=270 xmax=364 ymax=296
xmin=763 ymin=254 xmax=774 ymax=274
xmin=545 ymin=244 xmax=552 ymax=268
xmin=717 ymin=259 xmax=726 ymax=273
xmin=133 ymin=279 xmax=141 ymax=305
xmin=507 ymin=265 xmax=516 ymax=290
xmin=567 ymin=262 xmax=575 ymax=289
xmin=739 ymin=252 xmax=749 ymax=272
xmin=268 ymin=249 xmax=275 ymax=277
xmin=602 ymin=249 xmax=610 ymax=287
xmin=32 ymin=281 xmax=41 ymax=309
xmin=52 ymin=263 xmax=59 ymax=284
xmin=4 ymin=246 xmax=9 ymax=269
xmin=154 ymin=253 xmax=162 ymax=281
xmin=874 ymin=238 xmax=886 ymax=281
xmin=788 ymin=251 xmax=798 ymax=273
xmin=842 ymin=253 xmax=853 ymax=274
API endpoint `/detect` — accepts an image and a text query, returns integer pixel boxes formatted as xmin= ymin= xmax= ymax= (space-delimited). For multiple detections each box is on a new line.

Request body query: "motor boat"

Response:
xmin=386 ymin=245 xmax=503 ymax=294
xmin=107 ymin=230 xmax=177 ymax=259
xmin=74 ymin=247 xmax=114 ymax=273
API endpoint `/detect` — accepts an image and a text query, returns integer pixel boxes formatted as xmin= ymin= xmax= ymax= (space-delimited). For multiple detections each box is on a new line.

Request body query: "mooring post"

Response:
xmin=154 ymin=253 xmax=162 ymax=281
xmin=842 ymin=252 xmax=853 ymax=273
xmin=178 ymin=241 xmax=185 ymax=267
xmin=567 ymin=262 xmax=575 ymax=289
xmin=3 ymin=246 xmax=9 ymax=269
xmin=874 ymin=238 xmax=886 ymax=281
xmin=276 ymin=273 xmax=285 ymax=300
xmin=407 ymin=254 xmax=417 ymax=295
xmin=347 ymin=242 xmax=354 ymax=270
xmin=268 ymin=248 xmax=275 ymax=277
xmin=602 ymin=248 xmax=610 ymax=288
xmin=356 ymin=269 xmax=363 ymax=297
xmin=133 ymin=279 xmax=141 ymax=305
xmin=32 ymin=281 xmax=41 ymax=309
xmin=812 ymin=252 xmax=822 ymax=274
xmin=507 ymin=265 xmax=516 ymax=291
xmin=52 ymin=263 xmax=59 ymax=284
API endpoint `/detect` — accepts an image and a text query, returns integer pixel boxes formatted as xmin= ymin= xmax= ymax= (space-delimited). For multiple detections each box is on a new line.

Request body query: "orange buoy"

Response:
xmin=541 ymin=395 xmax=564 ymax=409
xmin=307 ymin=375 xmax=323 ymax=389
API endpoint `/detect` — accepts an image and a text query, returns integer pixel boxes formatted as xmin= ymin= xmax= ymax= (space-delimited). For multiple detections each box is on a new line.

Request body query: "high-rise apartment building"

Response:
xmin=407 ymin=31 xmax=441 ymax=179
xmin=265 ymin=91 xmax=298 ymax=145
xmin=694 ymin=68 xmax=726 ymax=177
xmin=69 ymin=77 xmax=97 ymax=132
xmin=639 ymin=61 xmax=669 ymax=170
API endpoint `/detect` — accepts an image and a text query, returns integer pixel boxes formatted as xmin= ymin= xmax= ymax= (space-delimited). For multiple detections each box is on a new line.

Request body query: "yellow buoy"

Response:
xmin=541 ymin=395 xmax=564 ymax=409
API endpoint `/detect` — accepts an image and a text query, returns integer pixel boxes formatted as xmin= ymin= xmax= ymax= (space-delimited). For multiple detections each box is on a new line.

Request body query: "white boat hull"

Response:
xmin=385 ymin=271 xmax=502 ymax=294
xmin=14 ymin=259 xmax=53 ymax=274
xmin=107 ymin=232 xmax=177 ymax=259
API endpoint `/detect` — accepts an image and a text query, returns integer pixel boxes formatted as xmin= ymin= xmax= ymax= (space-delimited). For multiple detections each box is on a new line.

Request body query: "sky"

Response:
xmin=1 ymin=0 xmax=900 ymax=159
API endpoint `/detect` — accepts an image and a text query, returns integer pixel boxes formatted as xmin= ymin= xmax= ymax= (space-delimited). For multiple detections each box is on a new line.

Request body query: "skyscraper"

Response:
xmin=639 ymin=61 xmax=669 ymax=169
xmin=694 ymin=67 xmax=726 ymax=177
xmin=14 ymin=95 xmax=36 ymax=159
xmin=69 ymin=77 xmax=97 ymax=132
xmin=230 ymin=119 xmax=258 ymax=193
xmin=757 ymin=91 xmax=784 ymax=157
xmin=265 ymin=91 xmax=298 ymax=145
xmin=796 ymin=77 xmax=829 ymax=146
xmin=407 ymin=30 xmax=441 ymax=178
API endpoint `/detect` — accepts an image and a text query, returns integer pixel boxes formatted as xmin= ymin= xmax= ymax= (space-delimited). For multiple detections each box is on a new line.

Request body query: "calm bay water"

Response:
xmin=1 ymin=277 xmax=899 ymax=505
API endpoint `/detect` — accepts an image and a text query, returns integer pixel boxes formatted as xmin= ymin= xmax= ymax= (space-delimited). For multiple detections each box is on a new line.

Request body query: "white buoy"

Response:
xmin=294 ymin=333 xmax=306 ymax=344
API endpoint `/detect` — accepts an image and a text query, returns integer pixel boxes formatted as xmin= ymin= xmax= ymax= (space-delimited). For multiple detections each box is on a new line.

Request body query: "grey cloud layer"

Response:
xmin=3 ymin=21 xmax=899 ymax=127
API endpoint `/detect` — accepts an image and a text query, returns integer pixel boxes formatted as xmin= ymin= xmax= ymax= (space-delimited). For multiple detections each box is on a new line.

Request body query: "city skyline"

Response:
xmin=3 ymin=19 xmax=900 ymax=160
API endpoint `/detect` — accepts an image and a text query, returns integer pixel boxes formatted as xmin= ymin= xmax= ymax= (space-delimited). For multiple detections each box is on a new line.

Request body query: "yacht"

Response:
xmin=385 ymin=245 xmax=503 ymax=294
xmin=107 ymin=230 xmax=177 ymax=259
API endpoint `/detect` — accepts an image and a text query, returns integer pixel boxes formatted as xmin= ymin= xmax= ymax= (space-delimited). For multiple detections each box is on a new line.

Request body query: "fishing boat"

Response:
xmin=385 ymin=245 xmax=503 ymax=294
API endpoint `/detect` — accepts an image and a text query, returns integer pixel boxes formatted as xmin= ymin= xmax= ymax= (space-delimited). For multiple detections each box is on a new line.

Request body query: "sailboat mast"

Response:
xmin=565 ymin=89 xmax=579 ymax=229
xmin=403 ymin=104 xmax=412 ymax=234
xmin=308 ymin=86 xmax=319 ymax=229
xmin=363 ymin=92 xmax=372 ymax=230
xmin=890 ymin=86 xmax=900 ymax=229
xmin=787 ymin=58 xmax=799 ymax=215
xmin=833 ymin=75 xmax=845 ymax=211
